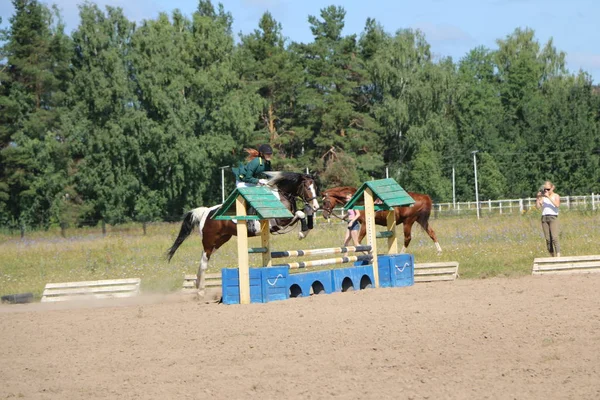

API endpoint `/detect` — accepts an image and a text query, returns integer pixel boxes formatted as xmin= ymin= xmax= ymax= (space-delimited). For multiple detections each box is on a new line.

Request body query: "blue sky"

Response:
xmin=2 ymin=0 xmax=599 ymax=83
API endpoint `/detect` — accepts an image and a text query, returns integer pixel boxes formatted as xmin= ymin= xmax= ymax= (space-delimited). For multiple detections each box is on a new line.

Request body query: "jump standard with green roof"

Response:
xmin=213 ymin=179 xmax=417 ymax=304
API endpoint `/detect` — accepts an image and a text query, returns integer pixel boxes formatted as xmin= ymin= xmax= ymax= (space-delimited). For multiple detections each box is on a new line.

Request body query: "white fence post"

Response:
xmin=593 ymin=193 xmax=596 ymax=211
xmin=519 ymin=199 xmax=523 ymax=214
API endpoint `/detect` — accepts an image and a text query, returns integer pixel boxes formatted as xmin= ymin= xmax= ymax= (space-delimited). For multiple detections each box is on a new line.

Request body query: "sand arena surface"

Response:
xmin=1 ymin=275 xmax=600 ymax=399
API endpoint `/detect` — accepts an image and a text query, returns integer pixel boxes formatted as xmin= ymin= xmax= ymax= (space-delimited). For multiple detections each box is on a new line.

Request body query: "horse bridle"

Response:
xmin=321 ymin=194 xmax=345 ymax=220
xmin=296 ymin=178 xmax=318 ymax=209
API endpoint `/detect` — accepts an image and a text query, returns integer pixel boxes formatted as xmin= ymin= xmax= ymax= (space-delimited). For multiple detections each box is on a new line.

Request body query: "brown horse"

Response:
xmin=321 ymin=186 xmax=442 ymax=254
xmin=167 ymin=172 xmax=320 ymax=288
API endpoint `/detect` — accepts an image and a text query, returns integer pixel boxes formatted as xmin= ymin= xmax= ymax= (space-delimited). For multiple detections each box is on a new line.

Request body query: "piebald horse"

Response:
xmin=321 ymin=186 xmax=442 ymax=254
xmin=167 ymin=172 xmax=319 ymax=289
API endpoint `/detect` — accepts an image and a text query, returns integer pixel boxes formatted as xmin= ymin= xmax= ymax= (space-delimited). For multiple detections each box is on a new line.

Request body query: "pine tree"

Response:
xmin=288 ymin=6 xmax=384 ymax=183
xmin=65 ymin=4 xmax=140 ymax=224
xmin=238 ymin=11 xmax=303 ymax=156
xmin=0 ymin=0 xmax=72 ymax=227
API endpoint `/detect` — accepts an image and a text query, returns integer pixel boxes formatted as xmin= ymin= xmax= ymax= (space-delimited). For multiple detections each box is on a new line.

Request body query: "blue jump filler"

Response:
xmin=221 ymin=253 xmax=414 ymax=305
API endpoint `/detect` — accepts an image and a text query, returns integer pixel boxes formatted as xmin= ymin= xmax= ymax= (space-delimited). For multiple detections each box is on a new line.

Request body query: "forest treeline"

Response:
xmin=1 ymin=0 xmax=599 ymax=228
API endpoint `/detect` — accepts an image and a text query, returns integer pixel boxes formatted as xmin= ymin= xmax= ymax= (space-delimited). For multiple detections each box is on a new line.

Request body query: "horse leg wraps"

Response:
xmin=304 ymin=206 xmax=314 ymax=229
xmin=196 ymin=252 xmax=209 ymax=292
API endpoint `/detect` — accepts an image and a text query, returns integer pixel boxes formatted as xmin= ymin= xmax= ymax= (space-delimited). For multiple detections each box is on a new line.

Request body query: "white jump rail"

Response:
xmin=414 ymin=262 xmax=459 ymax=282
xmin=41 ymin=278 xmax=141 ymax=302
xmin=183 ymin=273 xmax=221 ymax=294
xmin=532 ymin=255 xmax=600 ymax=275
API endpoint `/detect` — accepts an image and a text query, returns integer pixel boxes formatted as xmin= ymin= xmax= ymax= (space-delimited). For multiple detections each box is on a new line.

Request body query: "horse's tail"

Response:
xmin=166 ymin=207 xmax=211 ymax=262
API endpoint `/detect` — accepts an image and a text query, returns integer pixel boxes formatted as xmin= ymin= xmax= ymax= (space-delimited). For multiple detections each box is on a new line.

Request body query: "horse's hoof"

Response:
xmin=298 ymin=232 xmax=306 ymax=239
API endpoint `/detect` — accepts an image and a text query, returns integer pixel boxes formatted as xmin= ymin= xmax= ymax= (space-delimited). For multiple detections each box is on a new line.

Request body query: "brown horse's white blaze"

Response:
xmin=321 ymin=187 xmax=442 ymax=254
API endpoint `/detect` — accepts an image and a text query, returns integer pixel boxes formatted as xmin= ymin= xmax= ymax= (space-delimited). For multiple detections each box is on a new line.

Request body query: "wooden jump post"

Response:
xmin=342 ymin=179 xmax=415 ymax=287
xmin=212 ymin=186 xmax=295 ymax=304
xmin=236 ymin=195 xmax=250 ymax=304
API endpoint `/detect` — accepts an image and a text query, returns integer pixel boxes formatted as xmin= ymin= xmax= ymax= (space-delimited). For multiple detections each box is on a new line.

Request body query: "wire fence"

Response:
xmin=323 ymin=193 xmax=599 ymax=220
xmin=432 ymin=193 xmax=599 ymax=217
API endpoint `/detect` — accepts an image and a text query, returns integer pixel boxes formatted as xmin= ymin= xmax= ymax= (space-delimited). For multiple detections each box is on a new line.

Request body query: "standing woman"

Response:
xmin=342 ymin=194 xmax=361 ymax=251
xmin=233 ymin=144 xmax=273 ymax=188
xmin=536 ymin=181 xmax=561 ymax=257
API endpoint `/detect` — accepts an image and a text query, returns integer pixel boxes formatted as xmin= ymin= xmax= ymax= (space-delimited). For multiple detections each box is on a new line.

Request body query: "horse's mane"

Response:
xmin=323 ymin=186 xmax=429 ymax=209
xmin=323 ymin=186 xmax=357 ymax=202
xmin=264 ymin=171 xmax=312 ymax=188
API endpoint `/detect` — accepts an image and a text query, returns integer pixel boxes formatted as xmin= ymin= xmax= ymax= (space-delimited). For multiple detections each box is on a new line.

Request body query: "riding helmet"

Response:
xmin=258 ymin=144 xmax=273 ymax=155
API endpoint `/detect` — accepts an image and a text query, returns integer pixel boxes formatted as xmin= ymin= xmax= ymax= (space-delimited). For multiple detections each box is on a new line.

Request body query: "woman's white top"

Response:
xmin=541 ymin=196 xmax=559 ymax=216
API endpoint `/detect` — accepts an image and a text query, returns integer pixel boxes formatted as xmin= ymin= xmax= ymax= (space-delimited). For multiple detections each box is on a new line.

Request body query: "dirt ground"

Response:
xmin=1 ymin=274 xmax=600 ymax=400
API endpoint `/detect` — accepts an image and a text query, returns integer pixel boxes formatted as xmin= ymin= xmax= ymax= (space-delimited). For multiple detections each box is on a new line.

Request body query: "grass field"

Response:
xmin=1 ymin=210 xmax=598 ymax=300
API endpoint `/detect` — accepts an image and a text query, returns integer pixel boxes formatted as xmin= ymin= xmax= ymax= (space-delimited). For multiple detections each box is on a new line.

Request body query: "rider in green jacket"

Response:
xmin=234 ymin=144 xmax=273 ymax=188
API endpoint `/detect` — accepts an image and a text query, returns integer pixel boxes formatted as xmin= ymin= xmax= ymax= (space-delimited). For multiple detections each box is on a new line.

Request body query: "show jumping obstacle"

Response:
xmin=532 ymin=255 xmax=600 ymax=276
xmin=251 ymin=244 xmax=373 ymax=268
xmin=210 ymin=178 xmax=417 ymax=304
xmin=41 ymin=278 xmax=141 ymax=302
xmin=414 ymin=262 xmax=459 ymax=282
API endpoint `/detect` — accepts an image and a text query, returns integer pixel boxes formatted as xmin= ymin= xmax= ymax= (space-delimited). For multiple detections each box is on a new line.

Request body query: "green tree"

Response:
xmin=493 ymin=28 xmax=568 ymax=197
xmin=368 ymin=28 xmax=458 ymax=197
xmin=288 ymin=6 xmax=384 ymax=184
xmin=0 ymin=0 xmax=72 ymax=227
xmin=319 ymin=152 xmax=361 ymax=187
xmin=452 ymin=47 xmax=504 ymax=200
xmin=129 ymin=1 xmax=261 ymax=216
xmin=369 ymin=28 xmax=434 ymax=166
xmin=477 ymin=153 xmax=507 ymax=200
xmin=237 ymin=12 xmax=303 ymax=155
xmin=531 ymin=73 xmax=600 ymax=194
xmin=65 ymin=4 xmax=141 ymax=224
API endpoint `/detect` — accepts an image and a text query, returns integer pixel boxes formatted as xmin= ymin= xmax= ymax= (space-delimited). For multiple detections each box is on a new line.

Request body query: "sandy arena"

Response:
xmin=1 ymin=274 xmax=600 ymax=399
